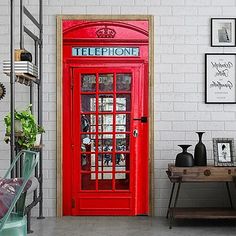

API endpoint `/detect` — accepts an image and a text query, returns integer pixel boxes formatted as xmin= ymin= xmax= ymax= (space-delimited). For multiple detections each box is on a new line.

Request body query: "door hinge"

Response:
xmin=72 ymin=198 xmax=75 ymax=208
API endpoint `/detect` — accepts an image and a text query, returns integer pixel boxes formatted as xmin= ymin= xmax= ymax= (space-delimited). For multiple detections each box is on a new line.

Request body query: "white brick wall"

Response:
xmin=0 ymin=0 xmax=236 ymax=217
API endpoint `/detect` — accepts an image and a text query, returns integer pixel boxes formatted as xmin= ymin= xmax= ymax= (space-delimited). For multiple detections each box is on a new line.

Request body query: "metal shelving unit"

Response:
xmin=8 ymin=0 xmax=44 ymax=233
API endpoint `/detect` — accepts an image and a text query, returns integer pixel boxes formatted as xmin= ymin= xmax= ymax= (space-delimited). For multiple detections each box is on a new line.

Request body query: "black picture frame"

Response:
xmin=211 ymin=18 xmax=236 ymax=47
xmin=213 ymin=138 xmax=235 ymax=166
xmin=205 ymin=53 xmax=236 ymax=104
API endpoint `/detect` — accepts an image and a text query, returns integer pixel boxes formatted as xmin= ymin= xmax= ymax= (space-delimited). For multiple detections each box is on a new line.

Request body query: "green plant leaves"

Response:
xmin=3 ymin=105 xmax=44 ymax=149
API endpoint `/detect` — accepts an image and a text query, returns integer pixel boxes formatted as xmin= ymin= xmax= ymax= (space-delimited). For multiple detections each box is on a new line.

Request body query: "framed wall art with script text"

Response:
xmin=205 ymin=53 xmax=236 ymax=104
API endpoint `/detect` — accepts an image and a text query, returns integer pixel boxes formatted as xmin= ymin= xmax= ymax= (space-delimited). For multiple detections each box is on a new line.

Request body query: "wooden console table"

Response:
xmin=166 ymin=164 xmax=236 ymax=228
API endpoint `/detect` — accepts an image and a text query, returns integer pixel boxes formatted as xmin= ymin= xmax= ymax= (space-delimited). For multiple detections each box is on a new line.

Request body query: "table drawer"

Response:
xmin=168 ymin=164 xmax=236 ymax=182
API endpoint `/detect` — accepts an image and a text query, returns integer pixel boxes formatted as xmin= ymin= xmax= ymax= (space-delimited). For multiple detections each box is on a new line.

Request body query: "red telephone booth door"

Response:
xmin=70 ymin=63 xmax=148 ymax=215
xmin=62 ymin=20 xmax=150 ymax=216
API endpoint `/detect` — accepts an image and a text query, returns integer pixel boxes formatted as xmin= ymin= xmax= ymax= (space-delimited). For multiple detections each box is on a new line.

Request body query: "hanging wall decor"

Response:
xmin=211 ymin=18 xmax=236 ymax=47
xmin=0 ymin=82 xmax=6 ymax=100
xmin=205 ymin=53 xmax=236 ymax=104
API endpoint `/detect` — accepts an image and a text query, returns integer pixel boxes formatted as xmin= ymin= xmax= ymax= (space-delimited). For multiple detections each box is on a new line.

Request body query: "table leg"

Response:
xmin=169 ymin=207 xmax=173 ymax=229
xmin=166 ymin=183 xmax=175 ymax=219
xmin=169 ymin=182 xmax=181 ymax=229
xmin=173 ymin=182 xmax=181 ymax=208
xmin=226 ymin=182 xmax=233 ymax=209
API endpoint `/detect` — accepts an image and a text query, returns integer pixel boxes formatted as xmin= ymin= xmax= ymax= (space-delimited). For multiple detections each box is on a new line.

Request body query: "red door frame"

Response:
xmin=73 ymin=66 xmax=138 ymax=215
xmin=62 ymin=19 xmax=150 ymax=216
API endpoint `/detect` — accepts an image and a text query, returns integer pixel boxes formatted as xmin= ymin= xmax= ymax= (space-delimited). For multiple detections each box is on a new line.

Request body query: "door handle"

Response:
xmin=133 ymin=129 xmax=138 ymax=137
xmin=133 ymin=116 xmax=148 ymax=123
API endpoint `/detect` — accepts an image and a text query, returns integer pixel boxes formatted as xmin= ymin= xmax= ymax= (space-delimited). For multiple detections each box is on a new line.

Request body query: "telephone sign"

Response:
xmin=72 ymin=47 xmax=139 ymax=57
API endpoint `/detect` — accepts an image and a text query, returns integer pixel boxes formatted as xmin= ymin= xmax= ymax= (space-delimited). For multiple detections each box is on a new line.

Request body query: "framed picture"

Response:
xmin=211 ymin=18 xmax=236 ymax=47
xmin=213 ymin=138 xmax=235 ymax=166
xmin=205 ymin=53 xmax=236 ymax=104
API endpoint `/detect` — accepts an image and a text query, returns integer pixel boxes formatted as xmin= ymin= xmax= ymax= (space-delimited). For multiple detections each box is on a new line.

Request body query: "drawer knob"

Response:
xmin=228 ymin=170 xmax=232 ymax=175
xmin=204 ymin=169 xmax=211 ymax=176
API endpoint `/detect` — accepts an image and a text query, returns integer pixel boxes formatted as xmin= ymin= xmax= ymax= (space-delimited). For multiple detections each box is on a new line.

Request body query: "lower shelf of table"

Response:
xmin=170 ymin=208 xmax=236 ymax=219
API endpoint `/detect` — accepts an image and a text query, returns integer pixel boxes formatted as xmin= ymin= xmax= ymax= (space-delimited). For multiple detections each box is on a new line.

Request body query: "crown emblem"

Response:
xmin=96 ymin=26 xmax=116 ymax=38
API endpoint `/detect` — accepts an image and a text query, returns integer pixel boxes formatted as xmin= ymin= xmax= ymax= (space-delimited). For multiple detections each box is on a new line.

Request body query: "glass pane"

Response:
xmin=81 ymin=153 xmax=96 ymax=171
xmin=98 ymin=134 xmax=113 ymax=152
xmin=115 ymin=153 xmax=129 ymax=171
xmin=116 ymin=94 xmax=131 ymax=111
xmin=91 ymin=172 xmax=96 ymax=180
xmin=81 ymin=134 xmax=96 ymax=152
xmin=90 ymin=114 xmax=96 ymax=132
xmin=116 ymin=134 xmax=130 ymax=151
xmin=100 ymin=153 xmax=113 ymax=168
xmin=98 ymin=154 xmax=113 ymax=170
xmin=81 ymin=114 xmax=96 ymax=132
xmin=116 ymin=74 xmax=131 ymax=91
xmin=98 ymin=114 xmax=113 ymax=132
xmin=98 ymin=177 xmax=112 ymax=190
xmin=116 ymin=114 xmax=130 ymax=132
xmin=81 ymin=173 xmax=96 ymax=190
xmin=81 ymin=95 xmax=96 ymax=112
xmin=99 ymin=74 xmax=113 ymax=91
xmin=81 ymin=74 xmax=96 ymax=92
xmin=99 ymin=94 xmax=113 ymax=112
xmin=98 ymin=172 xmax=112 ymax=180
xmin=115 ymin=173 xmax=130 ymax=190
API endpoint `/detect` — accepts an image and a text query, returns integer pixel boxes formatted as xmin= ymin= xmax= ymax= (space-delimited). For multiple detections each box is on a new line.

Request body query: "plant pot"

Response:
xmin=34 ymin=134 xmax=41 ymax=146
xmin=14 ymin=120 xmax=23 ymax=132
xmin=20 ymin=51 xmax=32 ymax=62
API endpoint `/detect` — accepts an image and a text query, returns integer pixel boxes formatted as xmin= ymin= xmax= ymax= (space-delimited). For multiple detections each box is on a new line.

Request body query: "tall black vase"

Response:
xmin=194 ymin=132 xmax=207 ymax=166
xmin=175 ymin=145 xmax=194 ymax=167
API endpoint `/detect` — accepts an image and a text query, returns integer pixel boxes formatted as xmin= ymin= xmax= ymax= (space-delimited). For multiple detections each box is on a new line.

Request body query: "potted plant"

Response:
xmin=34 ymin=125 xmax=45 ymax=147
xmin=4 ymin=105 xmax=45 ymax=149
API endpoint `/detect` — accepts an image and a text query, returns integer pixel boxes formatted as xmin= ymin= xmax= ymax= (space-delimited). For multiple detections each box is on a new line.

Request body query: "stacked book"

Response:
xmin=3 ymin=60 xmax=38 ymax=78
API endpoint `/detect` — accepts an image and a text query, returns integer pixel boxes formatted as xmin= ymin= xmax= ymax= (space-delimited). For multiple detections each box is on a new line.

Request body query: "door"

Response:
xmin=70 ymin=64 xmax=148 ymax=215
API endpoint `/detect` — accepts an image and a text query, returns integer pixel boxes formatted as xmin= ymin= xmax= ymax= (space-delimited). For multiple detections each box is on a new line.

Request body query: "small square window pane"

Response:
xmin=116 ymin=94 xmax=130 ymax=111
xmin=81 ymin=153 xmax=96 ymax=171
xmin=81 ymin=173 xmax=96 ymax=190
xmin=116 ymin=114 xmax=130 ymax=132
xmin=115 ymin=153 xmax=129 ymax=171
xmin=81 ymin=95 xmax=96 ymax=112
xmin=99 ymin=95 xmax=113 ymax=112
xmin=81 ymin=114 xmax=96 ymax=132
xmin=98 ymin=134 xmax=113 ymax=152
xmin=116 ymin=74 xmax=131 ymax=91
xmin=81 ymin=134 xmax=96 ymax=152
xmin=98 ymin=172 xmax=113 ymax=190
xmin=81 ymin=74 xmax=96 ymax=92
xmin=115 ymin=173 xmax=130 ymax=189
xmin=98 ymin=114 xmax=113 ymax=132
xmin=116 ymin=134 xmax=130 ymax=151
xmin=99 ymin=74 xmax=113 ymax=91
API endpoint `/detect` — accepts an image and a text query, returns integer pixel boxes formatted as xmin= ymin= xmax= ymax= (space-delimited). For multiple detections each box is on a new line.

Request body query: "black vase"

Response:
xmin=20 ymin=51 xmax=32 ymax=62
xmin=175 ymin=145 xmax=194 ymax=167
xmin=194 ymin=132 xmax=207 ymax=166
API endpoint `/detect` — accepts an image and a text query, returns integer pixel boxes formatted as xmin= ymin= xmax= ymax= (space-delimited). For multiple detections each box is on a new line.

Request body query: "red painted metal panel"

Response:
xmin=62 ymin=20 xmax=149 ymax=216
xmin=63 ymin=63 xmax=72 ymax=215
xmin=63 ymin=20 xmax=148 ymax=40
